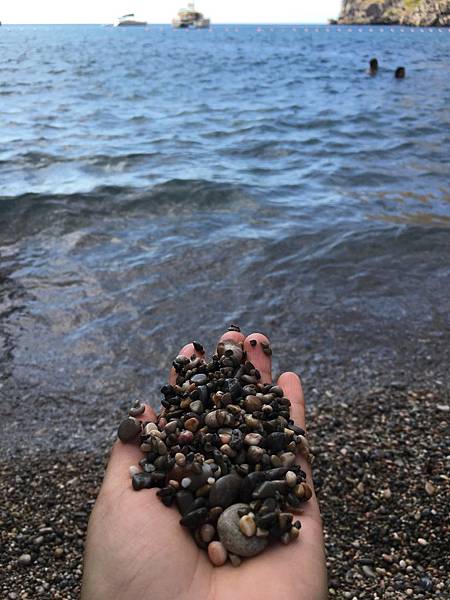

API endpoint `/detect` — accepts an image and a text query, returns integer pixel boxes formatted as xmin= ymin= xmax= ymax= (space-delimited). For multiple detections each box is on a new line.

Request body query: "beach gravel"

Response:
xmin=0 ymin=387 xmax=448 ymax=598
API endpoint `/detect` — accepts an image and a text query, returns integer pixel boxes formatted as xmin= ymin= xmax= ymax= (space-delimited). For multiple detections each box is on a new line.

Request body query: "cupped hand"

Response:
xmin=81 ymin=329 xmax=328 ymax=600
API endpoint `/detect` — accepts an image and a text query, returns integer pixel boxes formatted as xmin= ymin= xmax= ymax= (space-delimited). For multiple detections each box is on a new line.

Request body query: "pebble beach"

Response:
xmin=1 ymin=23 xmax=450 ymax=600
xmin=1 ymin=382 xmax=448 ymax=598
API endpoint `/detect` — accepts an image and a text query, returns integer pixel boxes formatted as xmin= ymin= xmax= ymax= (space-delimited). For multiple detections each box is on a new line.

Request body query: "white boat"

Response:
xmin=115 ymin=14 xmax=147 ymax=27
xmin=172 ymin=2 xmax=210 ymax=28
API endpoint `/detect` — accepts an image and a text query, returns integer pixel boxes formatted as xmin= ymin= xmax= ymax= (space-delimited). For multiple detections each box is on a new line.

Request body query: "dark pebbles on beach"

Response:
xmin=117 ymin=335 xmax=313 ymax=566
xmin=1 ymin=385 xmax=448 ymax=597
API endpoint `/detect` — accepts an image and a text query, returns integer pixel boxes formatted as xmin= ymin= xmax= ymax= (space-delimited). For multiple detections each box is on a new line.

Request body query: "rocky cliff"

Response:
xmin=337 ymin=0 xmax=450 ymax=26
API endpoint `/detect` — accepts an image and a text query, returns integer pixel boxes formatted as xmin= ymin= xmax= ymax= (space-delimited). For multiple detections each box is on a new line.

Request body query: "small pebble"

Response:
xmin=200 ymin=524 xmax=216 ymax=543
xmin=425 ymin=481 xmax=436 ymax=495
xmin=128 ymin=465 xmax=140 ymax=478
xmin=417 ymin=538 xmax=428 ymax=546
xmin=185 ymin=417 xmax=200 ymax=432
xmin=362 ymin=565 xmax=376 ymax=578
xmin=228 ymin=553 xmax=242 ymax=567
xmin=239 ymin=514 xmax=256 ymax=537
xmin=175 ymin=452 xmax=186 ymax=466
xmin=208 ymin=541 xmax=228 ymax=567
xmin=129 ymin=403 xmax=145 ymax=417
xmin=117 ymin=417 xmax=141 ymax=442
xmin=285 ymin=471 xmax=297 ymax=487
xmin=18 ymin=554 xmax=32 ymax=566
xmin=382 ymin=487 xmax=392 ymax=500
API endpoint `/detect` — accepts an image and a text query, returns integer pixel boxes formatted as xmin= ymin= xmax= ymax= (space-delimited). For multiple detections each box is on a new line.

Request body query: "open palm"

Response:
xmin=81 ymin=330 xmax=328 ymax=600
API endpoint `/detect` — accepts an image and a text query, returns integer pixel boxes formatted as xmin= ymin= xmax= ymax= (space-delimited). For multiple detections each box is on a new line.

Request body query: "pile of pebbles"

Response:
xmin=117 ymin=336 xmax=312 ymax=567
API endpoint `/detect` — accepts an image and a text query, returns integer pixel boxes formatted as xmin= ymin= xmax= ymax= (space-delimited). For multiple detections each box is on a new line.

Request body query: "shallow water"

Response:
xmin=0 ymin=25 xmax=449 ymax=452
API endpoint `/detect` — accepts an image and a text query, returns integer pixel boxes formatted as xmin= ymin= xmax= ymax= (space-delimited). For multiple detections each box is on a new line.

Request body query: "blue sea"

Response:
xmin=0 ymin=25 xmax=449 ymax=451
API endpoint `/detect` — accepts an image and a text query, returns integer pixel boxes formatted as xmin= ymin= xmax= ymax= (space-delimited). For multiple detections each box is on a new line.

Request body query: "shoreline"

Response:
xmin=1 ymin=383 xmax=447 ymax=599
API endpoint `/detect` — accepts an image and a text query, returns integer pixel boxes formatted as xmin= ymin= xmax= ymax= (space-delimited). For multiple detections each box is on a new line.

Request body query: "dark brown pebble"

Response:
xmin=208 ymin=506 xmax=223 ymax=523
xmin=240 ymin=471 xmax=266 ymax=502
xmin=249 ymin=339 xmax=257 ymax=347
xmin=132 ymin=473 xmax=155 ymax=491
xmin=244 ymin=395 xmax=263 ymax=412
xmin=287 ymin=422 xmax=305 ymax=435
xmin=256 ymin=511 xmax=278 ymax=529
xmin=270 ymin=386 xmax=284 ymax=397
xmin=192 ymin=341 xmax=205 ymax=353
xmin=228 ymin=324 xmax=241 ymax=332
xmin=118 ymin=417 xmax=141 ymax=443
xmin=157 ymin=486 xmax=176 ymax=498
xmin=209 ymin=474 xmax=242 ymax=508
xmin=241 ymin=374 xmax=258 ymax=385
xmin=176 ymin=490 xmax=195 ymax=515
xmin=286 ymin=493 xmax=301 ymax=508
xmin=252 ymin=480 xmax=288 ymax=499
xmin=264 ymin=467 xmax=290 ymax=481
xmin=266 ymin=432 xmax=286 ymax=452
xmin=160 ymin=495 xmax=174 ymax=507
xmin=180 ymin=507 xmax=208 ymax=529
xmin=261 ymin=342 xmax=272 ymax=356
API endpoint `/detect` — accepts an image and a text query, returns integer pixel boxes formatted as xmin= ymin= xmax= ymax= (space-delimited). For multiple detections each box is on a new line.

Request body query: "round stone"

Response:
xmin=208 ymin=541 xmax=228 ymax=567
xmin=280 ymin=452 xmax=296 ymax=467
xmin=243 ymin=395 xmax=263 ymax=412
xmin=217 ymin=503 xmax=268 ymax=557
xmin=184 ymin=417 xmax=200 ymax=432
xmin=118 ymin=417 xmax=141 ymax=443
xmin=285 ymin=471 xmax=297 ymax=487
xmin=209 ymin=474 xmax=242 ymax=508
xmin=178 ymin=430 xmax=194 ymax=444
xmin=244 ymin=433 xmax=263 ymax=446
xmin=190 ymin=400 xmax=204 ymax=413
xmin=18 ymin=554 xmax=32 ymax=566
xmin=175 ymin=452 xmax=186 ymax=466
xmin=246 ymin=446 xmax=264 ymax=464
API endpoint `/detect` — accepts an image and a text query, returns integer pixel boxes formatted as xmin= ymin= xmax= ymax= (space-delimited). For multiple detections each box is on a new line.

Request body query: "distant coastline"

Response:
xmin=335 ymin=0 xmax=450 ymax=27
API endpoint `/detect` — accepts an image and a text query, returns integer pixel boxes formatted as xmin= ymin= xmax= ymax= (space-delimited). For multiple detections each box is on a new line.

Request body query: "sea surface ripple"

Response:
xmin=0 ymin=25 xmax=449 ymax=452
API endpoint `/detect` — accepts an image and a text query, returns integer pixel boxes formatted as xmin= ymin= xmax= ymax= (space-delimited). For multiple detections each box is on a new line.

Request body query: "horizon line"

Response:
xmin=1 ymin=21 xmax=336 ymax=26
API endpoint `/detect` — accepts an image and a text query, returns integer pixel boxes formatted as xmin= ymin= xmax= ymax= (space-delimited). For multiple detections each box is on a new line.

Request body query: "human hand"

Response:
xmin=81 ymin=329 xmax=328 ymax=600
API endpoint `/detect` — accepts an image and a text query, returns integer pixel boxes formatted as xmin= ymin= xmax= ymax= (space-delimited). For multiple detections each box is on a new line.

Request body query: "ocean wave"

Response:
xmin=0 ymin=179 xmax=257 ymax=224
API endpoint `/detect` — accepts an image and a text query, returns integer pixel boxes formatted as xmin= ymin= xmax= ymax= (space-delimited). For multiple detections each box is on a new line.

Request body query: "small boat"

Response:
xmin=172 ymin=2 xmax=210 ymax=28
xmin=115 ymin=14 xmax=147 ymax=27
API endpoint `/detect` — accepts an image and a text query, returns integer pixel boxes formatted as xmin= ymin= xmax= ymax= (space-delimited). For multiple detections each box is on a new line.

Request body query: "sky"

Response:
xmin=1 ymin=0 xmax=342 ymax=25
